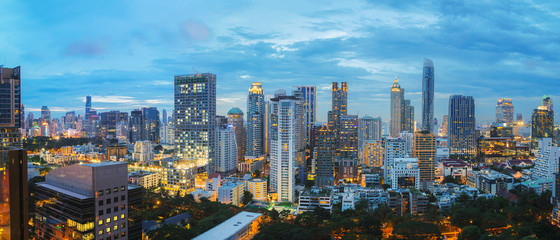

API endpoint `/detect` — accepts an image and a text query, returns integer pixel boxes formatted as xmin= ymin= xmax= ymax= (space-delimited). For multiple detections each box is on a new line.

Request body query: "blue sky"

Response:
xmin=1 ymin=0 xmax=559 ymax=124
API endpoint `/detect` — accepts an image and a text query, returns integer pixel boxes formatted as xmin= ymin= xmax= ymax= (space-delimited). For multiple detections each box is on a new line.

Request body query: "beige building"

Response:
xmin=360 ymin=140 xmax=384 ymax=167
xmin=247 ymin=178 xmax=267 ymax=201
xmin=412 ymin=132 xmax=436 ymax=188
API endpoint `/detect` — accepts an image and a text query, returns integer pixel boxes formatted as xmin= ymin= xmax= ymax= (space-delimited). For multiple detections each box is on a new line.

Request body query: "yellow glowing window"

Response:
xmin=114 ymin=225 xmax=118 ymax=230
xmin=121 ymin=214 xmax=125 ymax=219
xmin=98 ymin=220 xmax=103 ymax=225
xmin=106 ymin=218 xmax=111 ymax=223
xmin=106 ymin=228 xmax=110 ymax=233
xmin=99 ymin=230 xmax=103 ymax=235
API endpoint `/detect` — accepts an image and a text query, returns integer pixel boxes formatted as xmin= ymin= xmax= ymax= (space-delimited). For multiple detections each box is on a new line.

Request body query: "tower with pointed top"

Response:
xmin=390 ymin=77 xmax=404 ymax=137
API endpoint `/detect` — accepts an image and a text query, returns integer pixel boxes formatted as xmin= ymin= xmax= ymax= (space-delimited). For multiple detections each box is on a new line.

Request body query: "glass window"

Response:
xmin=121 ymin=195 xmax=125 ymax=201
xmin=106 ymin=189 xmax=111 ymax=194
xmin=106 ymin=227 xmax=110 ymax=233
xmin=98 ymin=230 xmax=103 ymax=235
xmin=99 ymin=210 xmax=104 ymax=216
xmin=107 ymin=208 xmax=112 ymax=214
xmin=98 ymin=220 xmax=103 ymax=225
xmin=98 ymin=190 xmax=104 ymax=196
xmin=114 ymin=206 xmax=118 ymax=212
xmin=114 ymin=216 xmax=118 ymax=221
xmin=106 ymin=218 xmax=110 ymax=223
xmin=99 ymin=200 xmax=103 ymax=206
xmin=107 ymin=199 xmax=111 ymax=204
xmin=114 ymin=187 xmax=118 ymax=193
xmin=121 ymin=214 xmax=125 ymax=219
xmin=121 ymin=186 xmax=125 ymax=191
xmin=114 ymin=197 xmax=118 ymax=202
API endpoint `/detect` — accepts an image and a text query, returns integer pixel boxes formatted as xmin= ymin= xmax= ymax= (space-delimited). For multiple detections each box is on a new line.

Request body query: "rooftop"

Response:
xmin=82 ymin=162 xmax=127 ymax=168
xmin=193 ymin=211 xmax=262 ymax=240
xmin=37 ymin=182 xmax=92 ymax=200
xmin=441 ymin=159 xmax=468 ymax=168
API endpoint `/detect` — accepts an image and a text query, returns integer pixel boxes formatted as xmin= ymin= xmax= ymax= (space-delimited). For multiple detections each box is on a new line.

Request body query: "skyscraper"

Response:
xmin=174 ymin=73 xmax=216 ymax=170
xmin=448 ymin=95 xmax=476 ymax=156
xmin=531 ymin=106 xmax=554 ymax=148
xmin=422 ymin=58 xmax=435 ymax=133
xmin=402 ymin=99 xmax=415 ymax=133
xmin=0 ymin=67 xmax=22 ymax=147
xmin=214 ymin=128 xmax=238 ymax=173
xmin=269 ymin=92 xmax=300 ymax=202
xmin=162 ymin=109 xmax=168 ymax=125
xmin=339 ymin=115 xmax=359 ymax=159
xmin=85 ymin=95 xmax=92 ymax=119
xmin=0 ymin=148 xmax=28 ymax=240
xmin=496 ymin=98 xmax=514 ymax=124
xmin=246 ymin=82 xmax=265 ymax=158
xmin=294 ymin=86 xmax=317 ymax=146
xmin=384 ymin=138 xmax=407 ymax=185
xmin=543 ymin=95 xmax=553 ymax=111
xmin=390 ymin=78 xmax=403 ymax=137
xmin=227 ymin=107 xmax=245 ymax=163
xmin=441 ymin=115 xmax=448 ymax=137
xmin=41 ymin=106 xmax=51 ymax=123
xmin=328 ymin=82 xmax=348 ymax=134
xmin=358 ymin=116 xmax=382 ymax=151
xmin=412 ymin=131 xmax=436 ymax=187
xmin=141 ymin=107 xmax=160 ymax=143
xmin=314 ymin=126 xmax=335 ymax=187
xmin=129 ymin=110 xmax=143 ymax=143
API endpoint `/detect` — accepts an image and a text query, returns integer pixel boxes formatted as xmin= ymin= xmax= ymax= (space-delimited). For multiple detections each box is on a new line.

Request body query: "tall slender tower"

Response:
xmin=162 ymin=109 xmax=168 ymax=125
xmin=402 ymin=99 xmax=415 ymax=132
xmin=246 ymin=82 xmax=265 ymax=158
xmin=174 ymin=73 xmax=216 ymax=171
xmin=496 ymin=98 xmax=514 ymax=124
xmin=227 ymin=107 xmax=245 ymax=163
xmin=422 ymin=58 xmax=434 ymax=133
xmin=328 ymin=82 xmax=348 ymax=132
xmin=294 ymin=86 xmax=316 ymax=147
xmin=390 ymin=77 xmax=403 ymax=137
xmin=269 ymin=92 xmax=299 ymax=202
xmin=85 ymin=95 xmax=92 ymax=120
xmin=412 ymin=131 xmax=436 ymax=188
xmin=448 ymin=95 xmax=476 ymax=156
xmin=0 ymin=66 xmax=22 ymax=147
xmin=314 ymin=125 xmax=335 ymax=187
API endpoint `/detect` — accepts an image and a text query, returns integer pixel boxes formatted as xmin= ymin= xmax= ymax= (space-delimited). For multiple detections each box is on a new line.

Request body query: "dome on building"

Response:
xmin=227 ymin=107 xmax=243 ymax=115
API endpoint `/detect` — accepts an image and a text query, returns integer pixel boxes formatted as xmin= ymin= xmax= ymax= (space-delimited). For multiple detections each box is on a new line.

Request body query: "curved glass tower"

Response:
xmin=422 ymin=58 xmax=434 ymax=133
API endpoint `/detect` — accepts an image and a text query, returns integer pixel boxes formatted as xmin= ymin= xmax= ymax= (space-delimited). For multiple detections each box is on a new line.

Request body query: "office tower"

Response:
xmin=533 ymin=138 xmax=560 ymax=180
xmin=63 ymin=111 xmax=77 ymax=129
xmin=358 ymin=116 xmax=382 ymax=152
xmin=390 ymin=77 xmax=404 ymax=137
xmin=294 ymin=86 xmax=317 ymax=146
xmin=441 ymin=115 xmax=448 ymax=137
xmin=448 ymin=95 xmax=476 ymax=156
xmin=0 ymin=148 xmax=28 ymax=240
xmin=328 ymin=82 xmax=348 ymax=149
xmin=314 ymin=126 xmax=335 ymax=187
xmin=391 ymin=158 xmax=420 ymax=189
xmin=129 ymin=110 xmax=143 ymax=143
xmin=412 ymin=131 xmax=436 ymax=187
xmin=0 ymin=67 xmax=22 ymax=147
xmin=34 ymin=162 xmax=138 ymax=240
xmin=215 ymin=115 xmax=228 ymax=129
xmin=496 ymin=98 xmax=514 ymax=124
xmin=132 ymin=141 xmax=154 ymax=162
xmin=159 ymin=124 xmax=175 ymax=145
xmin=402 ymin=99 xmax=415 ymax=133
xmin=141 ymin=107 xmax=160 ymax=143
xmin=292 ymin=88 xmax=307 ymax=152
xmin=422 ymin=58 xmax=435 ymax=133
xmin=516 ymin=113 xmax=523 ymax=123
xmin=27 ymin=112 xmax=34 ymax=130
xmin=174 ymin=73 xmax=216 ymax=170
xmin=246 ymin=82 xmax=265 ymax=158
xmin=360 ymin=140 xmax=384 ymax=168
xmin=339 ymin=115 xmax=359 ymax=159
xmin=227 ymin=108 xmax=246 ymax=163
xmin=532 ymin=106 xmax=554 ymax=148
xmin=269 ymin=92 xmax=300 ymax=202
xmin=100 ymin=111 xmax=128 ymax=139
xmin=41 ymin=106 xmax=51 ymax=122
xmin=543 ymin=95 xmax=554 ymax=111
xmin=85 ymin=95 xmax=92 ymax=119
xmin=384 ymin=138 xmax=407 ymax=185
xmin=399 ymin=131 xmax=414 ymax=155
xmin=162 ymin=109 xmax=168 ymax=125
xmin=214 ymin=128 xmax=238 ymax=173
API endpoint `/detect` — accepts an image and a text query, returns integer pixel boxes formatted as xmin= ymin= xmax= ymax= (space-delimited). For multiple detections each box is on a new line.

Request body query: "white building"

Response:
xmin=193 ymin=211 xmax=263 ymax=240
xmin=391 ymin=158 xmax=420 ymax=189
xmin=436 ymin=147 xmax=450 ymax=161
xmin=248 ymin=178 xmax=268 ymax=201
xmin=384 ymin=138 xmax=407 ymax=185
xmin=297 ymin=188 xmax=333 ymax=214
xmin=398 ymin=131 xmax=414 ymax=155
xmin=218 ymin=181 xmax=246 ymax=206
xmin=214 ymin=128 xmax=238 ymax=173
xmin=533 ymin=138 xmax=560 ymax=180
xmin=132 ymin=140 xmax=153 ymax=162
xmin=467 ymin=170 xmax=514 ymax=194
xmin=159 ymin=124 xmax=175 ymax=145
xmin=269 ymin=92 xmax=300 ymax=202
xmin=358 ymin=116 xmax=382 ymax=152
xmin=128 ymin=171 xmax=161 ymax=188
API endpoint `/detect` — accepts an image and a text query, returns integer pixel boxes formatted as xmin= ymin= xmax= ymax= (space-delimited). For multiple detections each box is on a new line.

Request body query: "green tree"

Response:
xmin=441 ymin=175 xmax=459 ymax=185
xmin=458 ymin=225 xmax=482 ymax=240
xmin=450 ymin=208 xmax=481 ymax=228
xmin=392 ymin=221 xmax=441 ymax=240
xmin=241 ymin=191 xmax=253 ymax=205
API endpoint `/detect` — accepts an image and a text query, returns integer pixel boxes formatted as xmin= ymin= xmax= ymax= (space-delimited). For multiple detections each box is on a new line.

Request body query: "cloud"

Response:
xmin=64 ymin=41 xmax=106 ymax=57
xmin=181 ymin=20 xmax=212 ymax=42
xmin=77 ymin=95 xmax=136 ymax=104
xmin=153 ymin=80 xmax=173 ymax=85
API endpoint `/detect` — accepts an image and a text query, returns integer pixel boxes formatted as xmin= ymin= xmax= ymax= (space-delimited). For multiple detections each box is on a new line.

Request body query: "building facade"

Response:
xmin=384 ymin=138 xmax=407 ymax=185
xmin=358 ymin=116 xmax=382 ymax=152
xmin=496 ymin=98 xmax=514 ymax=124
xmin=227 ymin=108 xmax=246 ymax=163
xmin=294 ymin=86 xmax=317 ymax=147
xmin=422 ymin=58 xmax=435 ymax=133
xmin=412 ymin=132 xmax=436 ymax=186
xmin=314 ymin=126 xmax=336 ymax=187
xmin=246 ymin=83 xmax=265 ymax=158
xmin=390 ymin=78 xmax=403 ymax=137
xmin=0 ymin=67 xmax=22 ymax=147
xmin=448 ymin=95 xmax=476 ymax=156
xmin=214 ymin=128 xmax=238 ymax=173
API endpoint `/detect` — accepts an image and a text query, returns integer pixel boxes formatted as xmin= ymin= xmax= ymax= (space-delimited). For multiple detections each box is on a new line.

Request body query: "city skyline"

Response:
xmin=1 ymin=1 xmax=560 ymax=123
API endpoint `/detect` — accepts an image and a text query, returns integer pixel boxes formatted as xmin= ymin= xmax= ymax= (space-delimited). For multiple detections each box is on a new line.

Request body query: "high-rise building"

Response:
xmin=162 ymin=160 xmax=197 ymax=196
xmin=391 ymin=158 xmax=420 ymax=189
xmin=100 ymin=111 xmax=128 ymax=139
xmin=132 ymin=141 xmax=153 ymax=162
xmin=360 ymin=140 xmax=384 ymax=168
xmin=269 ymin=92 xmax=300 ymax=202
xmin=34 ymin=162 xmax=140 ymax=240
xmin=399 ymin=131 xmax=414 ymax=155
xmin=214 ymin=128 xmax=238 ymax=173
xmin=496 ymin=98 xmax=514 ymax=124
xmin=448 ymin=95 xmax=476 ymax=156
xmin=441 ymin=115 xmax=448 ymax=137
xmin=516 ymin=113 xmax=523 ymax=123
xmin=227 ymin=108 xmax=245 ymax=163
xmin=358 ymin=116 xmax=382 ymax=152
xmin=412 ymin=131 xmax=436 ymax=186
xmin=532 ymin=106 xmax=554 ymax=148
xmin=384 ymin=138 xmax=407 ymax=185
xmin=390 ymin=78 xmax=404 ymax=137
xmin=0 ymin=148 xmax=28 ymax=240
xmin=328 ymin=82 xmax=348 ymax=152
xmin=215 ymin=115 xmax=228 ymax=129
xmin=402 ymin=99 xmax=415 ymax=133
xmin=142 ymin=107 xmax=160 ymax=143
xmin=162 ymin=109 xmax=168 ymax=125
xmin=543 ymin=95 xmax=554 ymax=111
xmin=85 ymin=95 xmax=92 ymax=120
xmin=533 ymin=138 xmax=560 ymax=180
xmin=294 ymin=86 xmax=317 ymax=146
xmin=0 ymin=67 xmax=22 ymax=147
xmin=159 ymin=124 xmax=175 ymax=145
xmin=41 ymin=106 xmax=51 ymax=123
xmin=174 ymin=73 xmax=216 ymax=170
xmin=129 ymin=110 xmax=143 ymax=143
xmin=422 ymin=58 xmax=435 ymax=133
xmin=314 ymin=126 xmax=335 ymax=187
xmin=246 ymin=82 xmax=265 ymax=158
xmin=339 ymin=115 xmax=358 ymax=159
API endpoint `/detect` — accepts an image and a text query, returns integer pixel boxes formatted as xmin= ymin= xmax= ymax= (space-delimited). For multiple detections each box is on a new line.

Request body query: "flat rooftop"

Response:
xmin=37 ymin=182 xmax=92 ymax=200
xmin=193 ymin=211 xmax=262 ymax=240
xmin=82 ymin=162 xmax=127 ymax=167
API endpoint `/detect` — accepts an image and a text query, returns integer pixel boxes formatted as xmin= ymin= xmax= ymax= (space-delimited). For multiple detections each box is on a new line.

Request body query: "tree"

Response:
xmin=450 ymin=208 xmax=482 ymax=228
xmin=392 ymin=221 xmax=441 ymax=240
xmin=241 ymin=191 xmax=253 ymax=205
xmin=153 ymin=144 xmax=163 ymax=152
xmin=313 ymin=206 xmax=331 ymax=221
xmin=441 ymin=175 xmax=459 ymax=185
xmin=253 ymin=170 xmax=261 ymax=178
xmin=458 ymin=225 xmax=482 ymax=240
